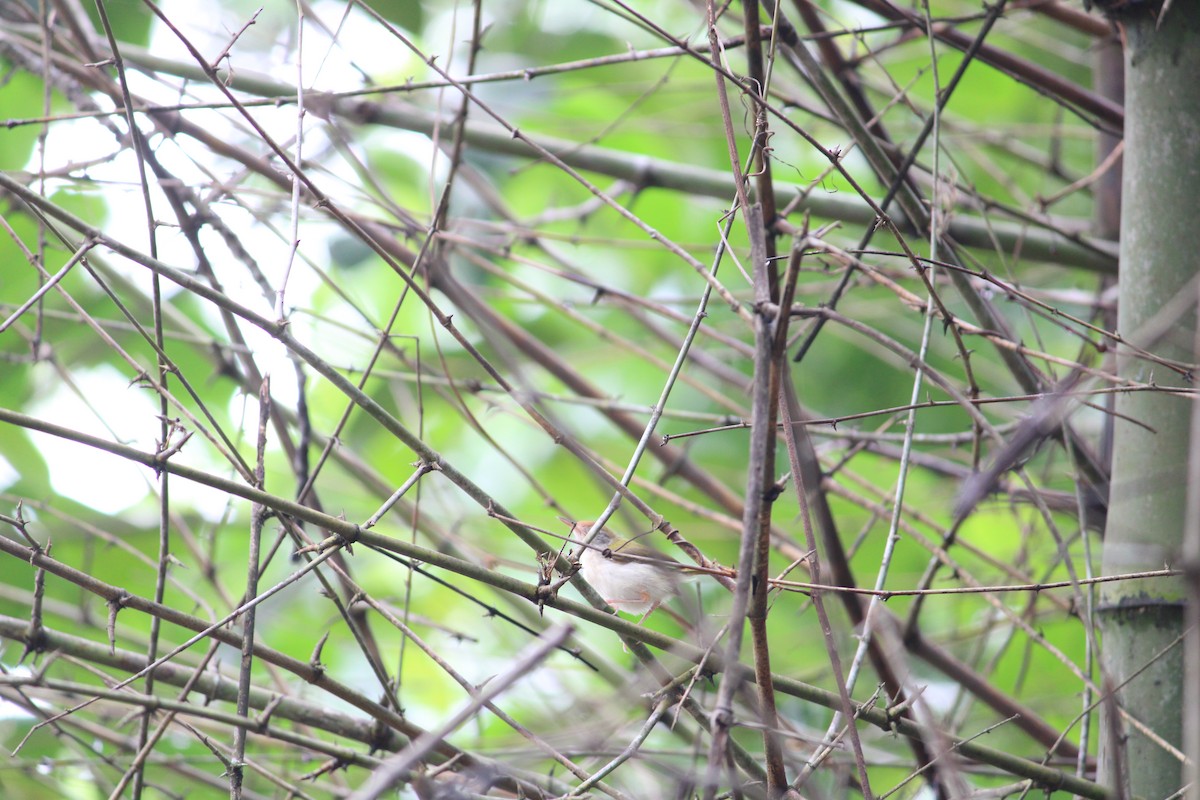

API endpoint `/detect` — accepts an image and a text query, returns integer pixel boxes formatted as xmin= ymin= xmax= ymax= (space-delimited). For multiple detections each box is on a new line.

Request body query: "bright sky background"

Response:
xmin=6 ymin=1 xmax=445 ymax=515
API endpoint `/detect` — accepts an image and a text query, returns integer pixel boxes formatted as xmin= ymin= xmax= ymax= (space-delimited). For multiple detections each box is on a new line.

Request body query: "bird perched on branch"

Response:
xmin=566 ymin=519 xmax=688 ymax=625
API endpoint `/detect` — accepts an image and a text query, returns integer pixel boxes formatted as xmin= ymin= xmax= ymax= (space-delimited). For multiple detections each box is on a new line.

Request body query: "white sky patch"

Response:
xmin=830 ymin=0 xmax=888 ymax=31
xmin=0 ymin=452 xmax=18 ymax=492
xmin=27 ymin=364 xmax=160 ymax=514
xmin=307 ymin=1 xmax=425 ymax=85
xmin=22 ymin=362 xmax=267 ymax=525
xmin=0 ymin=665 xmax=36 ymax=721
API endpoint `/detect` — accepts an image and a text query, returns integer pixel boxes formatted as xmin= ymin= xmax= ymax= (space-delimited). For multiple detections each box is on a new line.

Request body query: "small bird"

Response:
xmin=567 ymin=520 xmax=684 ymax=624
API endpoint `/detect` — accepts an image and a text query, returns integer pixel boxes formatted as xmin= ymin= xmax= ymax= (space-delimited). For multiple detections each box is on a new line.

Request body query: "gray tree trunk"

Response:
xmin=1097 ymin=4 xmax=1199 ymax=799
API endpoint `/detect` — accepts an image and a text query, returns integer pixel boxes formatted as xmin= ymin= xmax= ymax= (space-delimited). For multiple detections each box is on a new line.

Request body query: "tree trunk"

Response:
xmin=1097 ymin=4 xmax=1198 ymax=799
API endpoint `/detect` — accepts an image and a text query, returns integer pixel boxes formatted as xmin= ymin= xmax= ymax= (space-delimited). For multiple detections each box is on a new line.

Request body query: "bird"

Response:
xmin=566 ymin=519 xmax=685 ymax=624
